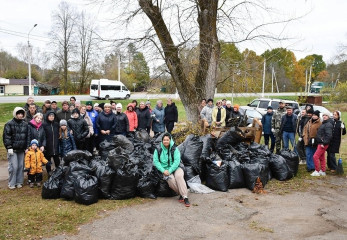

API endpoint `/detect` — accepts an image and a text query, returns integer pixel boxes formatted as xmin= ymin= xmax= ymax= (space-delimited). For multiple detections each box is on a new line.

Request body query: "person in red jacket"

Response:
xmin=125 ymin=103 xmax=138 ymax=133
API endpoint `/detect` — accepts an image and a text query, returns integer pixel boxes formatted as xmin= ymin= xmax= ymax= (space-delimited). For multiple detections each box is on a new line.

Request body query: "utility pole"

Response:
xmin=118 ymin=54 xmax=121 ymax=82
xmin=262 ymin=59 xmax=266 ymax=97
xmin=305 ymin=69 xmax=308 ymax=94
xmin=271 ymin=66 xmax=274 ymax=93
xmin=27 ymin=24 xmax=37 ymax=96
xmin=232 ymin=73 xmax=234 ymax=105
xmin=307 ymin=65 xmax=312 ymax=94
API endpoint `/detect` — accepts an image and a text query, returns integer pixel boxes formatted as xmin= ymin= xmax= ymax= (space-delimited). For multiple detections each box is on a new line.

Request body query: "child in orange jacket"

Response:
xmin=25 ymin=139 xmax=50 ymax=188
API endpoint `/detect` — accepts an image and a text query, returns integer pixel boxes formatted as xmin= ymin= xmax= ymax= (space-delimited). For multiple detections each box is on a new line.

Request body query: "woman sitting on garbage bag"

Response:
xmin=153 ymin=133 xmax=190 ymax=207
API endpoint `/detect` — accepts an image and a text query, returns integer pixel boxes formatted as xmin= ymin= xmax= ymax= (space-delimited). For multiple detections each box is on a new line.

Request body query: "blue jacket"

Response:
xmin=261 ymin=112 xmax=273 ymax=134
xmin=86 ymin=109 xmax=99 ymax=135
xmin=152 ymin=105 xmax=165 ymax=133
xmin=59 ymin=130 xmax=76 ymax=158
xmin=96 ymin=111 xmax=117 ymax=142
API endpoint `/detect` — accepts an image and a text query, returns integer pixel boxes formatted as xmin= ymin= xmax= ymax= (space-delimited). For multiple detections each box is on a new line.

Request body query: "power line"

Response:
xmin=0 ymin=27 xmax=50 ymax=40
xmin=0 ymin=29 xmax=50 ymax=43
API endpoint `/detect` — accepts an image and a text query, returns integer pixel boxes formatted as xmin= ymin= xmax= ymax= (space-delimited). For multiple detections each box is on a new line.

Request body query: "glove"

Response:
xmin=298 ymin=137 xmax=302 ymax=142
xmin=7 ymin=149 xmax=13 ymax=156
xmin=271 ymin=128 xmax=275 ymax=133
xmin=24 ymin=168 xmax=30 ymax=172
xmin=341 ymin=123 xmax=345 ymax=129
xmin=46 ymin=161 xmax=52 ymax=167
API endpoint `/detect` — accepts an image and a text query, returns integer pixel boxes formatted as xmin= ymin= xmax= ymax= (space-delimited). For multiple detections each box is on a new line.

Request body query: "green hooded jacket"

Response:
xmin=153 ymin=138 xmax=181 ymax=174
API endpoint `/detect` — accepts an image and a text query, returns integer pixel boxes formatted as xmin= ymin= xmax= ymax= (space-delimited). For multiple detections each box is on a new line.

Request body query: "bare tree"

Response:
xmin=50 ymin=1 xmax=77 ymax=94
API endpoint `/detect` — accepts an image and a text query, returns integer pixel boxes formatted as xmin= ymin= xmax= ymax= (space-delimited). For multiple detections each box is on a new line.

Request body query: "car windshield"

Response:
xmin=250 ymin=100 xmax=259 ymax=107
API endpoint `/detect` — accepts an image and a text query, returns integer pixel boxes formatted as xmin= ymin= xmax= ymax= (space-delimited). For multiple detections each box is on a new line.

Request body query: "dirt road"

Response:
xmin=47 ymin=176 xmax=347 ymax=240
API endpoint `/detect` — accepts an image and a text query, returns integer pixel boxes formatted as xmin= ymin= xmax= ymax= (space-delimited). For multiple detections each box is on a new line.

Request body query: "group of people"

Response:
xmin=3 ymin=96 xmax=191 ymax=206
xmin=260 ymin=101 xmax=345 ymax=176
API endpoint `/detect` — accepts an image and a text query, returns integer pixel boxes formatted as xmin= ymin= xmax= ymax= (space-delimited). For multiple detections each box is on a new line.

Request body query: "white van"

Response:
xmin=90 ymin=79 xmax=131 ymax=100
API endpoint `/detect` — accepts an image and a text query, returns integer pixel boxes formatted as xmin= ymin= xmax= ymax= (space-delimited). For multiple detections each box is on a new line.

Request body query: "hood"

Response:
xmin=13 ymin=107 xmax=26 ymax=119
xmin=45 ymin=110 xmax=56 ymax=122
xmin=127 ymin=103 xmax=135 ymax=111
xmin=160 ymin=137 xmax=175 ymax=150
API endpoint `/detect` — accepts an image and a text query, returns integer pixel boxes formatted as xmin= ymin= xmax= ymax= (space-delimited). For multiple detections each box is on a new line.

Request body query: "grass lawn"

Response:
xmin=0 ymin=96 xmax=346 ymax=239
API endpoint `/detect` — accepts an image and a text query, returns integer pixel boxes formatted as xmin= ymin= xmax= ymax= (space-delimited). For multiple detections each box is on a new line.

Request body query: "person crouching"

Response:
xmin=25 ymin=139 xmax=50 ymax=188
xmin=153 ymin=133 xmax=190 ymax=207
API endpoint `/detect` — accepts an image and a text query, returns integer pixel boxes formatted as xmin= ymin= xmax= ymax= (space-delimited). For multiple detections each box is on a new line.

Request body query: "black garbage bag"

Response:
xmin=206 ymin=161 xmax=229 ymax=192
xmin=228 ymin=160 xmax=245 ymax=189
xmin=216 ymin=127 xmax=245 ymax=149
xmin=94 ymin=162 xmax=116 ymax=199
xmin=112 ymin=135 xmax=134 ymax=154
xmin=89 ymin=157 xmax=106 ymax=169
xmin=60 ymin=162 xmax=94 ymax=200
xmin=181 ymin=135 xmax=203 ymax=171
xmin=74 ymin=174 xmax=99 ymax=205
xmin=107 ymin=147 xmax=129 ymax=171
xmin=200 ymin=134 xmax=213 ymax=160
xmin=152 ymin=132 xmax=165 ymax=148
xmin=218 ymin=145 xmax=237 ymax=161
xmin=280 ymin=149 xmax=299 ymax=177
xmin=184 ymin=165 xmax=198 ymax=182
xmin=42 ymin=178 xmax=61 ymax=199
xmin=110 ymin=169 xmax=139 ymax=200
xmin=242 ymin=162 xmax=269 ymax=190
xmin=156 ymin=178 xmax=177 ymax=197
xmin=269 ymin=154 xmax=291 ymax=181
xmin=135 ymin=129 xmax=150 ymax=143
xmin=99 ymin=140 xmax=116 ymax=160
xmin=63 ymin=150 xmax=93 ymax=166
xmin=137 ymin=176 xmax=156 ymax=199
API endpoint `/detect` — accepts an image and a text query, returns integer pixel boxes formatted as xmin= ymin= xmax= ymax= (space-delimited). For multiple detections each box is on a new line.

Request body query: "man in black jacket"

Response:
xmin=3 ymin=107 xmax=30 ymax=189
xmin=56 ymin=101 xmax=71 ymax=123
xmin=67 ymin=108 xmax=89 ymax=150
xmin=280 ymin=106 xmax=298 ymax=152
xmin=164 ymin=98 xmax=178 ymax=133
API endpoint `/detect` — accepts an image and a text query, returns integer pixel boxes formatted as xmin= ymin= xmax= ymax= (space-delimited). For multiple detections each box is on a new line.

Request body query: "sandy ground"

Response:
xmin=45 ymin=176 xmax=347 ymax=240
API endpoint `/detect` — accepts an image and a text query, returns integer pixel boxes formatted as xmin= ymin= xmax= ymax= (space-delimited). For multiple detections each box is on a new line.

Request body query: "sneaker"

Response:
xmin=8 ymin=185 xmax=15 ymax=190
xmin=16 ymin=184 xmax=23 ymax=188
xmin=319 ymin=170 xmax=326 ymax=176
xmin=184 ymin=198 xmax=190 ymax=207
xmin=299 ymin=160 xmax=306 ymax=165
xmin=330 ymin=170 xmax=336 ymax=174
xmin=29 ymin=183 xmax=34 ymax=188
xmin=311 ymin=170 xmax=320 ymax=177
xmin=178 ymin=196 xmax=184 ymax=203
xmin=37 ymin=182 xmax=41 ymax=187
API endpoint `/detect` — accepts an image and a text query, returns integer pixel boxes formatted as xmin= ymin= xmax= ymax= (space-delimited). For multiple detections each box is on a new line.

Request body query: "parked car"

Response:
xmin=299 ymin=105 xmax=332 ymax=120
xmin=247 ymin=98 xmax=300 ymax=115
xmin=239 ymin=106 xmax=263 ymax=126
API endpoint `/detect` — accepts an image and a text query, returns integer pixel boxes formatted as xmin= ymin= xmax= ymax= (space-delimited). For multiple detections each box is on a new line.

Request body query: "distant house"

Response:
xmin=0 ymin=78 xmax=36 ymax=96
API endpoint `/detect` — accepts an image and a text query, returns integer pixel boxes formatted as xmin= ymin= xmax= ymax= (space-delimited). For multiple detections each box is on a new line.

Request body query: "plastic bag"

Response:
xmin=64 ymin=150 xmax=93 ymax=166
xmin=107 ymin=147 xmax=129 ymax=171
xmin=280 ymin=149 xmax=299 ymax=176
xmin=200 ymin=134 xmax=213 ymax=160
xmin=74 ymin=174 xmax=99 ymax=205
xmin=155 ymin=178 xmax=177 ymax=197
xmin=99 ymin=140 xmax=116 ymax=160
xmin=269 ymin=154 xmax=291 ymax=181
xmin=42 ymin=178 xmax=61 ymax=199
xmin=242 ymin=162 xmax=269 ymax=190
xmin=112 ymin=135 xmax=134 ymax=154
xmin=110 ymin=169 xmax=139 ymax=200
xmin=181 ymin=135 xmax=203 ymax=171
xmin=228 ymin=160 xmax=246 ymax=189
xmin=184 ymin=165 xmax=198 ymax=182
xmin=216 ymin=127 xmax=245 ymax=149
xmin=206 ymin=161 xmax=229 ymax=192
xmin=187 ymin=175 xmax=214 ymax=194
xmin=135 ymin=129 xmax=150 ymax=143
xmin=94 ymin=161 xmax=116 ymax=199
xmin=137 ymin=176 xmax=156 ymax=199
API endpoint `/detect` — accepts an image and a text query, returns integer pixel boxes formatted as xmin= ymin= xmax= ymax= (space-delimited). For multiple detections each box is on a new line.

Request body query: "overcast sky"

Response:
xmin=0 ymin=0 xmax=346 ymax=66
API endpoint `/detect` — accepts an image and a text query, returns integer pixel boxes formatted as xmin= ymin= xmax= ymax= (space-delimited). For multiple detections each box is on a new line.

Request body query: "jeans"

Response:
xmin=264 ymin=133 xmax=275 ymax=152
xmin=305 ymin=146 xmax=316 ymax=171
xmin=327 ymin=151 xmax=337 ymax=170
xmin=282 ymin=131 xmax=297 ymax=153
xmin=313 ymin=144 xmax=329 ymax=172
xmin=8 ymin=151 xmax=25 ymax=187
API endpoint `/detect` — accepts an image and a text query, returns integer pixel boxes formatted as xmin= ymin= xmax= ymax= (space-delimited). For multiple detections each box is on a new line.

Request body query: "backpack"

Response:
xmin=156 ymin=144 xmax=177 ymax=167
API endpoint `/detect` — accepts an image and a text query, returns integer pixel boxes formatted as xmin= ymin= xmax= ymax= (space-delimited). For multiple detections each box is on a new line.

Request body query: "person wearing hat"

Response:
xmin=79 ymin=104 xmax=95 ymax=154
xmin=96 ymin=103 xmax=117 ymax=143
xmin=67 ymin=108 xmax=89 ymax=150
xmin=86 ymin=101 xmax=99 ymax=151
xmin=125 ymin=103 xmax=138 ymax=133
xmin=146 ymin=100 xmax=152 ymax=113
xmin=3 ymin=107 xmax=30 ymax=189
xmin=224 ymin=100 xmax=233 ymax=127
xmin=43 ymin=111 xmax=60 ymax=174
xmin=50 ymin=100 xmax=60 ymax=113
xmin=272 ymin=100 xmax=287 ymax=153
xmin=302 ymin=110 xmax=322 ymax=172
xmin=25 ymin=139 xmax=49 ymax=188
xmin=114 ymin=103 xmax=129 ymax=136
xmin=311 ymin=112 xmax=333 ymax=176
xmin=229 ymin=104 xmax=243 ymax=126
xmin=327 ymin=111 xmax=346 ymax=173
xmin=261 ymin=106 xmax=275 ymax=153
xmin=59 ymin=119 xmax=77 ymax=158
xmin=57 ymin=101 xmax=71 ymax=122
xmin=279 ymin=106 xmax=298 ymax=152
xmin=93 ymin=103 xmax=102 ymax=113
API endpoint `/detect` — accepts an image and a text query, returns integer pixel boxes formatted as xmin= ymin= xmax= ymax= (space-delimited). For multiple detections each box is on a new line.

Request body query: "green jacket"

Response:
xmin=153 ymin=139 xmax=181 ymax=174
xmin=271 ymin=107 xmax=286 ymax=130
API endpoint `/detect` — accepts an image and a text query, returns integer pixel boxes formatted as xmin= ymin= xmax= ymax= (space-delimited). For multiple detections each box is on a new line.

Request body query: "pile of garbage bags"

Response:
xmin=42 ymin=128 xmax=299 ymax=205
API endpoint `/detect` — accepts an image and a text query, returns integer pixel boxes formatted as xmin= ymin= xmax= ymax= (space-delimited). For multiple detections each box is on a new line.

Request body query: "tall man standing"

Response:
xmin=271 ymin=100 xmax=287 ymax=153
xmin=280 ymin=106 xmax=298 ymax=152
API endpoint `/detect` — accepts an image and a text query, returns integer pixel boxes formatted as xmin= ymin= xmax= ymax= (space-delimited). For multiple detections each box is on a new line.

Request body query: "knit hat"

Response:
xmin=94 ymin=103 xmax=99 ymax=107
xmin=279 ymin=100 xmax=285 ymax=104
xmin=116 ymin=103 xmax=122 ymax=109
xmin=267 ymin=106 xmax=273 ymax=110
xmin=307 ymin=108 xmax=314 ymax=114
xmin=313 ymin=110 xmax=320 ymax=117
xmin=60 ymin=119 xmax=67 ymax=126
xmin=146 ymin=100 xmax=151 ymax=105
xmin=322 ymin=112 xmax=329 ymax=117
xmin=51 ymin=100 xmax=57 ymax=104
xmin=72 ymin=108 xmax=80 ymax=115
xmin=233 ymin=104 xmax=240 ymax=111
xmin=30 ymin=139 xmax=39 ymax=146
xmin=226 ymin=100 xmax=231 ymax=105
xmin=104 ymin=103 xmax=111 ymax=108
xmin=86 ymin=101 xmax=92 ymax=106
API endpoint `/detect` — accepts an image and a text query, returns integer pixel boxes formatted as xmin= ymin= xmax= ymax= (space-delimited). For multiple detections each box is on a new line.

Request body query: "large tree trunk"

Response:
xmin=139 ymin=0 xmax=219 ymax=122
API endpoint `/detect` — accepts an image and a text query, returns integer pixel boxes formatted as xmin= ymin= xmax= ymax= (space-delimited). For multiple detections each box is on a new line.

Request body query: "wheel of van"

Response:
xmin=125 ymin=94 xmax=130 ymax=99
xmin=105 ymin=95 xmax=110 ymax=100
